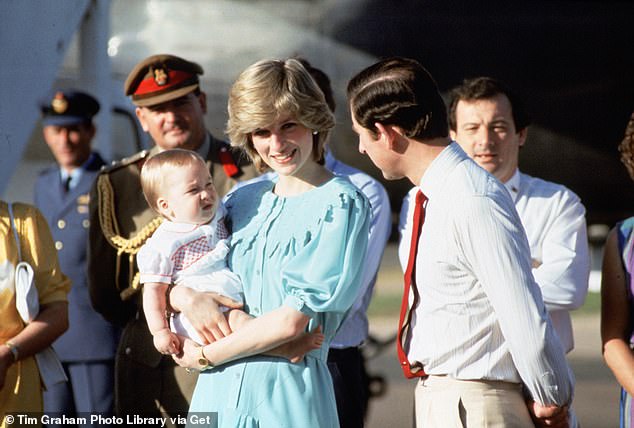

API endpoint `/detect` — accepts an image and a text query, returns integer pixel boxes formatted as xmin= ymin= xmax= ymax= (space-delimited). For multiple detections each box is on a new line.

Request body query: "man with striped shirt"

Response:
xmin=348 ymin=57 xmax=573 ymax=428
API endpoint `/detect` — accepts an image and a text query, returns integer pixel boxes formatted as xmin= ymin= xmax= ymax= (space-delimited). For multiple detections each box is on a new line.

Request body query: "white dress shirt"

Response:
xmin=399 ymin=169 xmax=589 ymax=353
xmin=403 ymin=143 xmax=573 ymax=406
xmin=230 ymin=150 xmax=392 ymax=347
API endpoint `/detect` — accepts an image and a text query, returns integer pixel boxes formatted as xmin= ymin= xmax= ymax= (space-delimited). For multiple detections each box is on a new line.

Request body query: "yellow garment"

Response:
xmin=0 ymin=201 xmax=70 ymax=427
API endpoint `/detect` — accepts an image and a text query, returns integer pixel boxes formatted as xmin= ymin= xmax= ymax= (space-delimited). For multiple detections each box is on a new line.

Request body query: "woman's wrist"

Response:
xmin=199 ymin=345 xmax=213 ymax=371
xmin=3 ymin=341 xmax=19 ymax=365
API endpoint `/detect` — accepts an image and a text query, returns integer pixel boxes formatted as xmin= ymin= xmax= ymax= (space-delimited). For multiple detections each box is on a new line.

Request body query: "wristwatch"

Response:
xmin=4 ymin=341 xmax=19 ymax=363
xmin=198 ymin=345 xmax=213 ymax=371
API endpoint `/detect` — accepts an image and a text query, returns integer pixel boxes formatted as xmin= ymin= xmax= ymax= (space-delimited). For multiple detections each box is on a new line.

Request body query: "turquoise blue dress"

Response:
xmin=187 ymin=177 xmax=370 ymax=428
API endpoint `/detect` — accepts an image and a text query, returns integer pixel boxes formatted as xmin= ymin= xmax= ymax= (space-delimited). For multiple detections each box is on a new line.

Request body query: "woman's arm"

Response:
xmin=169 ymin=286 xmax=243 ymax=343
xmin=0 ymin=300 xmax=68 ymax=390
xmin=601 ymin=228 xmax=634 ymax=395
xmin=173 ymin=304 xmax=310 ymax=369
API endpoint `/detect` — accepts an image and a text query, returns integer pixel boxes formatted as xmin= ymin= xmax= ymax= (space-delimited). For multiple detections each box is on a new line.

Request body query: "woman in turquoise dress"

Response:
xmin=171 ymin=58 xmax=370 ymax=427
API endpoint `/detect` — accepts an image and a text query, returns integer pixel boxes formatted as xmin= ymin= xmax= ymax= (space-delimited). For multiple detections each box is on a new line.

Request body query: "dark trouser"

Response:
xmin=114 ymin=317 xmax=198 ymax=428
xmin=115 ymin=354 xmax=197 ymax=428
xmin=327 ymin=347 xmax=369 ymax=428
xmin=43 ymin=360 xmax=115 ymax=427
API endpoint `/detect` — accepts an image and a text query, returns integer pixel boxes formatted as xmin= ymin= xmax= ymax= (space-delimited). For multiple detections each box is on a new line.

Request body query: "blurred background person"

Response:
xmin=35 ymin=90 xmax=120 ymax=424
xmin=87 ymin=54 xmax=257 ymax=426
xmin=0 ymin=201 xmax=70 ymax=428
xmin=601 ymin=112 xmax=634 ymax=428
xmin=301 ymin=58 xmax=390 ymax=428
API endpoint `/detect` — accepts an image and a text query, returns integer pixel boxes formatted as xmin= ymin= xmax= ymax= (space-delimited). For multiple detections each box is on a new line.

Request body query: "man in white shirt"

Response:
xmin=399 ymin=77 xmax=590 ymax=355
xmin=348 ymin=57 xmax=573 ymax=427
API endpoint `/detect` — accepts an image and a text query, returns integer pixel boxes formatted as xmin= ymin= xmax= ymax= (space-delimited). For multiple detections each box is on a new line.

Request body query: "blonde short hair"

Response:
xmin=140 ymin=149 xmax=207 ymax=214
xmin=226 ymin=58 xmax=335 ymax=172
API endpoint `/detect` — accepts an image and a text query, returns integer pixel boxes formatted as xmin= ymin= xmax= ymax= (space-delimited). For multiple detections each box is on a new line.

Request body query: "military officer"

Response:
xmin=87 ymin=54 xmax=257 ymax=426
xmin=35 ymin=90 xmax=120 ymax=423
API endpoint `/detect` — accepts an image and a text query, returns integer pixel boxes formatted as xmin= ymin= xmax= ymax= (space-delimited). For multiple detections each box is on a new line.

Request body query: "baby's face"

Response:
xmin=161 ymin=161 xmax=218 ymax=224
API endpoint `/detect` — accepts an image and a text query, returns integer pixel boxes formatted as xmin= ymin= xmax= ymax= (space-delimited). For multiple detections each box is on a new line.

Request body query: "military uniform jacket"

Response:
xmin=35 ymin=152 xmax=120 ymax=362
xmin=87 ymin=135 xmax=257 ymax=367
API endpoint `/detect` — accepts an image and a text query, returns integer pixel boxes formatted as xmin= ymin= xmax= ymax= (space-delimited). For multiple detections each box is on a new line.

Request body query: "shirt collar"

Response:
xmin=161 ymin=220 xmax=200 ymax=233
xmin=419 ymin=142 xmax=469 ymax=199
xmin=503 ymin=169 xmax=521 ymax=202
xmin=325 ymin=149 xmax=337 ymax=170
xmin=61 ymin=153 xmax=96 ymax=190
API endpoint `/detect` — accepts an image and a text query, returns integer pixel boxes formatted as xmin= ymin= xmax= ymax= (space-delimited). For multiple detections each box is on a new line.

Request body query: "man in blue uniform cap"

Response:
xmin=35 ymin=89 xmax=120 ymax=424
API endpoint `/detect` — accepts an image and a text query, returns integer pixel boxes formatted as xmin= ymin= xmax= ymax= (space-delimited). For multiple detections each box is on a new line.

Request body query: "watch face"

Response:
xmin=198 ymin=358 xmax=210 ymax=368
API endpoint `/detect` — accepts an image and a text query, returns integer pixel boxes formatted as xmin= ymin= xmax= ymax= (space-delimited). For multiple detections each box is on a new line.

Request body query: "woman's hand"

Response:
xmin=169 ymin=287 xmax=243 ymax=343
xmin=172 ymin=337 xmax=202 ymax=370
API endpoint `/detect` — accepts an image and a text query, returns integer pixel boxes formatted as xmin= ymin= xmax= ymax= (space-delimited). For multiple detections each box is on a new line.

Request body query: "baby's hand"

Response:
xmin=153 ymin=329 xmax=181 ymax=355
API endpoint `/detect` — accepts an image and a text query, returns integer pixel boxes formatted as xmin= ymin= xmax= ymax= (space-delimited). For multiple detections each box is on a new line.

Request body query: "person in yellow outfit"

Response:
xmin=0 ymin=200 xmax=70 ymax=428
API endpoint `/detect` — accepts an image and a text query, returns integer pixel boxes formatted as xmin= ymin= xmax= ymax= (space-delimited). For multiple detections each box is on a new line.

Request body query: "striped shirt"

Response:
xmin=406 ymin=142 xmax=573 ymax=406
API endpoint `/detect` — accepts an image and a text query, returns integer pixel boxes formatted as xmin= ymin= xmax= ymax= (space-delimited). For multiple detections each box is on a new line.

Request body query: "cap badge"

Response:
xmin=153 ymin=66 xmax=169 ymax=86
xmin=51 ymin=92 xmax=68 ymax=114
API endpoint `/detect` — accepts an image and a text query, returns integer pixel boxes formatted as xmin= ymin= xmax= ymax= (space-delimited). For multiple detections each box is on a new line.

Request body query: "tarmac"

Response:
xmin=363 ymin=244 xmax=619 ymax=428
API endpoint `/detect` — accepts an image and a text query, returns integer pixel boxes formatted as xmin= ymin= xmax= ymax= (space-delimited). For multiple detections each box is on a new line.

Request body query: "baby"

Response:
xmin=138 ymin=149 xmax=322 ymax=359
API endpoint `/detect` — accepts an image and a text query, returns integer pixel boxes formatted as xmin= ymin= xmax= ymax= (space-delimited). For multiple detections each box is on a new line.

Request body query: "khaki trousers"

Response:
xmin=414 ymin=375 xmax=534 ymax=428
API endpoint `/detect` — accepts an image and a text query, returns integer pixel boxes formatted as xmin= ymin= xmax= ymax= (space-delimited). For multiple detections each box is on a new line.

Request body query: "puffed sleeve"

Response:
xmin=282 ymin=190 xmax=370 ymax=318
xmin=137 ymin=237 xmax=174 ymax=285
xmin=18 ymin=204 xmax=70 ymax=305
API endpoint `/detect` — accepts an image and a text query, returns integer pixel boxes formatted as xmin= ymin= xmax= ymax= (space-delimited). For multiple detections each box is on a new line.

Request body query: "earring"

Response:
xmin=312 ymin=131 xmax=318 ymax=135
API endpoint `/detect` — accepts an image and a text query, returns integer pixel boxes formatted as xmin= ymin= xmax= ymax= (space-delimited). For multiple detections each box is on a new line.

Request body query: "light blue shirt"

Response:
xmin=60 ymin=167 xmax=83 ymax=191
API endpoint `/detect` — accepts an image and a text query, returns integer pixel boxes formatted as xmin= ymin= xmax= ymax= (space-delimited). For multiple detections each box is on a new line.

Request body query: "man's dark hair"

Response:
xmin=347 ymin=56 xmax=448 ymax=140
xmin=295 ymin=57 xmax=336 ymax=113
xmin=447 ymin=76 xmax=531 ymax=132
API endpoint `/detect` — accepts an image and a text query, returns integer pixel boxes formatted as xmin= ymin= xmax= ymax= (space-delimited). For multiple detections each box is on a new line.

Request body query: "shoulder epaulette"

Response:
xmin=100 ymin=149 xmax=151 ymax=173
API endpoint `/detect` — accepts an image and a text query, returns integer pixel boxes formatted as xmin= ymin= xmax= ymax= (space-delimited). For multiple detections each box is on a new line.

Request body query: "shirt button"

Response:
xmin=82 ymin=219 xmax=90 ymax=229
xmin=55 ymin=241 xmax=63 ymax=250
xmin=57 ymin=220 xmax=66 ymax=229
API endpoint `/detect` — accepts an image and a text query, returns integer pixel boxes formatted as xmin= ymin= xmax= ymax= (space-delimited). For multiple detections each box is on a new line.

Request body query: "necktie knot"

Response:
xmin=415 ymin=189 xmax=427 ymax=205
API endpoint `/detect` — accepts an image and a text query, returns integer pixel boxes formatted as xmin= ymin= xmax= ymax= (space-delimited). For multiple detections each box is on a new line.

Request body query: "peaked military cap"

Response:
xmin=124 ymin=54 xmax=204 ymax=107
xmin=40 ymin=90 xmax=100 ymax=126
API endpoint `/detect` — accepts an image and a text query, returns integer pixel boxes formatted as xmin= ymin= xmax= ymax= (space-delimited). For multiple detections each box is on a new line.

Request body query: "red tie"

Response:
xmin=397 ymin=190 xmax=427 ymax=379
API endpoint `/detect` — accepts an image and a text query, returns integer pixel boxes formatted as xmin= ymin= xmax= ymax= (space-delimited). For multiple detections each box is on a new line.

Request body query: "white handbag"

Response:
xmin=8 ymin=203 xmax=67 ymax=390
